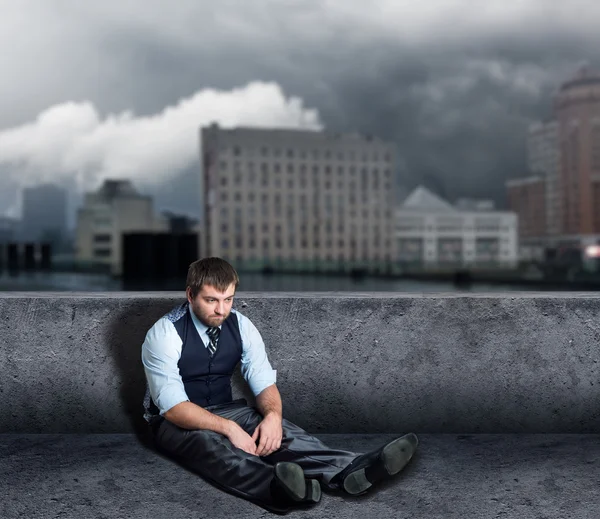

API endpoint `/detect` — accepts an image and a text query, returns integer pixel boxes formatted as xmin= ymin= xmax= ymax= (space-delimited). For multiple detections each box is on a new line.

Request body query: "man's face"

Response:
xmin=187 ymin=283 xmax=236 ymax=327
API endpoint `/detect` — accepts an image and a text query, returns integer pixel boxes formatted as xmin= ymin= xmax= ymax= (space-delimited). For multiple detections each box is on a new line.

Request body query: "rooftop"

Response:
xmin=401 ymin=186 xmax=457 ymax=213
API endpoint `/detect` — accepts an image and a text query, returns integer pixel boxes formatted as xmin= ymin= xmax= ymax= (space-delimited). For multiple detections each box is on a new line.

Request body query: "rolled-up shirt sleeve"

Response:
xmin=141 ymin=317 xmax=189 ymax=415
xmin=236 ymin=310 xmax=277 ymax=396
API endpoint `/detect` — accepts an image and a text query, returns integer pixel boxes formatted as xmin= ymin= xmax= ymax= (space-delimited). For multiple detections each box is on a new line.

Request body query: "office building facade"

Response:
xmin=75 ymin=180 xmax=168 ymax=275
xmin=397 ymin=187 xmax=518 ymax=267
xmin=201 ymin=124 xmax=397 ymax=272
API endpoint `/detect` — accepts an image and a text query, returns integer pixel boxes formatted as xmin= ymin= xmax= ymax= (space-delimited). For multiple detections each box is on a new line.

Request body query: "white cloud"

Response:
xmin=0 ymin=81 xmax=322 ymax=193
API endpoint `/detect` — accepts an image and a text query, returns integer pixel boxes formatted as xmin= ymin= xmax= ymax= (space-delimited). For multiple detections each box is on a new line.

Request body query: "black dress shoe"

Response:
xmin=272 ymin=462 xmax=321 ymax=504
xmin=331 ymin=433 xmax=418 ymax=495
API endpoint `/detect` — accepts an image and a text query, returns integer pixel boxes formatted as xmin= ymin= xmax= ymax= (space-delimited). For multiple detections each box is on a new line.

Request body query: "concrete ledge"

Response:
xmin=1 ymin=434 xmax=599 ymax=518
xmin=1 ymin=293 xmax=600 ymax=433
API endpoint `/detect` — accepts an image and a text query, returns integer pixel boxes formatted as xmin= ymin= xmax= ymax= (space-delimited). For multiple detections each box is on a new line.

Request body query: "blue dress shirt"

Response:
xmin=142 ymin=305 xmax=277 ymax=416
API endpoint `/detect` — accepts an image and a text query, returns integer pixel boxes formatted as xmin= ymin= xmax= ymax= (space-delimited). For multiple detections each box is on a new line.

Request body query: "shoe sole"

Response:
xmin=383 ymin=433 xmax=418 ymax=475
xmin=343 ymin=434 xmax=418 ymax=495
xmin=275 ymin=463 xmax=321 ymax=503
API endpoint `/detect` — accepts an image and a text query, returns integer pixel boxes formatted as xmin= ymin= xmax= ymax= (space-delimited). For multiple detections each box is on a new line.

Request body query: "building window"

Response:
xmin=93 ymin=249 xmax=111 ymax=258
xmin=93 ymin=234 xmax=111 ymax=243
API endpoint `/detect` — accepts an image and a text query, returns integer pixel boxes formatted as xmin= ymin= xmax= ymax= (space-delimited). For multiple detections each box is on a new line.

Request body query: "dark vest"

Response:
xmin=174 ymin=304 xmax=242 ymax=408
xmin=144 ymin=303 xmax=242 ymax=420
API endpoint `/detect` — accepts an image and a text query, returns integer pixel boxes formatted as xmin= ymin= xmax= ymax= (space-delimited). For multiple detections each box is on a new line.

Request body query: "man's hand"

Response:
xmin=251 ymin=412 xmax=283 ymax=457
xmin=226 ymin=421 xmax=258 ymax=455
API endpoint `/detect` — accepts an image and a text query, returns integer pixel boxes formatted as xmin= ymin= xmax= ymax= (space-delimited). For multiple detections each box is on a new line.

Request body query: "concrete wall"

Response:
xmin=1 ymin=293 xmax=599 ymax=434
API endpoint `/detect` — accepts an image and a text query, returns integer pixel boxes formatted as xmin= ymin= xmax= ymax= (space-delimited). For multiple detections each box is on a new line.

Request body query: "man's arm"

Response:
xmin=164 ymin=401 xmax=232 ymax=434
xmin=165 ymin=401 xmax=258 ymax=455
xmin=252 ymin=384 xmax=284 ymax=456
xmin=236 ymin=310 xmax=278 ymax=398
xmin=255 ymin=384 xmax=282 ymax=419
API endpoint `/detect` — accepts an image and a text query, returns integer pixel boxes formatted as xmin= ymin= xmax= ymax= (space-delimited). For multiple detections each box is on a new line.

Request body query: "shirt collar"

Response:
xmin=188 ymin=303 xmax=222 ymax=333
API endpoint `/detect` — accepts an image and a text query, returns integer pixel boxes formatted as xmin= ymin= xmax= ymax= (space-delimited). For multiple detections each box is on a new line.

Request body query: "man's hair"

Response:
xmin=186 ymin=257 xmax=240 ymax=298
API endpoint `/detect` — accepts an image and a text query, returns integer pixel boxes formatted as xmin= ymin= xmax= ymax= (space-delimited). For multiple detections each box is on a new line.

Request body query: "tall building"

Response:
xmin=507 ymin=66 xmax=600 ymax=258
xmin=554 ymin=67 xmax=600 ymax=238
xmin=0 ymin=216 xmax=19 ymax=244
xmin=528 ymin=121 xmax=560 ymax=238
xmin=201 ymin=124 xmax=397 ymax=272
xmin=21 ymin=184 xmax=67 ymax=243
xmin=506 ymin=177 xmax=546 ymax=260
xmin=75 ymin=180 xmax=168 ymax=275
xmin=396 ymin=186 xmax=518 ymax=267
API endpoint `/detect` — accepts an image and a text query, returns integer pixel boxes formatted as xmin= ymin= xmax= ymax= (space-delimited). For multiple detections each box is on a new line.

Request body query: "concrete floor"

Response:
xmin=1 ymin=433 xmax=599 ymax=518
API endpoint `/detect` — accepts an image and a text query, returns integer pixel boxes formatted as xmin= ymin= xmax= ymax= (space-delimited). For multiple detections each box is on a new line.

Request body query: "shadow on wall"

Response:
xmin=107 ymin=299 xmax=176 ymax=448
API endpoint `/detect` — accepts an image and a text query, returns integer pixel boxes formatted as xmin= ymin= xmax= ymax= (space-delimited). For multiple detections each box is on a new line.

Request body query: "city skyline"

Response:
xmin=1 ymin=1 xmax=600 ymax=221
xmin=507 ymin=67 xmax=600 ymax=260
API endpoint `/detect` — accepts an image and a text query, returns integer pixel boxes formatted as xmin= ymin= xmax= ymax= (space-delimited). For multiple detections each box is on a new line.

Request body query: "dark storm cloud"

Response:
xmin=298 ymin=33 xmax=600 ymax=205
xmin=2 ymin=0 xmax=600 ymax=217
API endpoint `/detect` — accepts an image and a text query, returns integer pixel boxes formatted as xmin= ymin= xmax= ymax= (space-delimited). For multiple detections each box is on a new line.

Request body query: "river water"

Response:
xmin=0 ymin=270 xmax=540 ymax=293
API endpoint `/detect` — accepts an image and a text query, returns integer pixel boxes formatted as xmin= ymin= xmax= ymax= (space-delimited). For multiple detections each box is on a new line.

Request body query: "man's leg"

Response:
xmin=261 ymin=418 xmax=359 ymax=491
xmin=233 ymin=408 xmax=419 ymax=496
xmin=219 ymin=404 xmax=415 ymax=494
xmin=151 ymin=401 xmax=317 ymax=513
xmin=193 ymin=402 xmax=357 ymax=490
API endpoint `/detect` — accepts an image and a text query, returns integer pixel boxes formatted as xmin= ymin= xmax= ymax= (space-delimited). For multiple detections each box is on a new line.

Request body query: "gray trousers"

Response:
xmin=151 ymin=399 xmax=359 ymax=513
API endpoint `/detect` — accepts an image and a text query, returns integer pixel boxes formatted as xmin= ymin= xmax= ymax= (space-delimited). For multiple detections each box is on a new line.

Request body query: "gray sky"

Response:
xmin=1 ymin=0 xmax=599 ymax=221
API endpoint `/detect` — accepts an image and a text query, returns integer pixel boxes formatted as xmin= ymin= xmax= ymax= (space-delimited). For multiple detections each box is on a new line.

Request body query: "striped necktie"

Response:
xmin=206 ymin=326 xmax=220 ymax=355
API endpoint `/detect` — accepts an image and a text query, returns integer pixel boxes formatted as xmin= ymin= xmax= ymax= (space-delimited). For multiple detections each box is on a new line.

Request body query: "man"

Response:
xmin=142 ymin=257 xmax=418 ymax=513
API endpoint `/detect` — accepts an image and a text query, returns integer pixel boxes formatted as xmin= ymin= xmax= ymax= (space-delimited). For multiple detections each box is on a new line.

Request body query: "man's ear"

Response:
xmin=185 ymin=287 xmax=193 ymax=303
